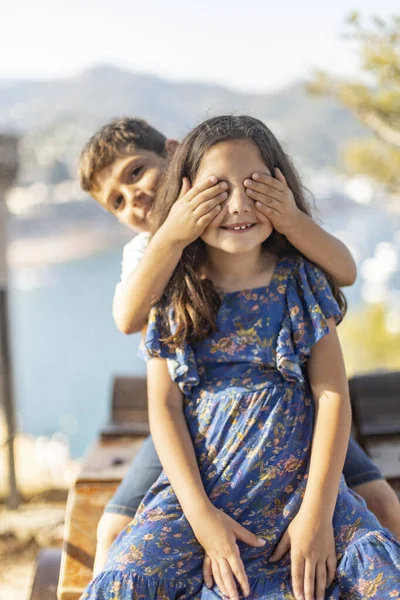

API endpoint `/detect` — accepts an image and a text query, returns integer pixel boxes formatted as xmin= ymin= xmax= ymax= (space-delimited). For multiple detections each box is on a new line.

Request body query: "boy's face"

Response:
xmin=93 ymin=144 xmax=175 ymax=233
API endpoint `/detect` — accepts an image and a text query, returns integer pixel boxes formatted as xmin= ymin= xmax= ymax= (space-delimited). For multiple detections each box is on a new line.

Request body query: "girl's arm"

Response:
xmin=146 ymin=357 xmax=210 ymax=517
xmin=270 ymin=317 xmax=351 ymax=600
xmin=292 ymin=317 xmax=351 ymax=600
xmin=147 ymin=357 xmax=266 ymax=598
xmin=113 ymin=177 xmax=228 ymax=334
xmin=303 ymin=316 xmax=352 ymax=516
xmin=244 ymin=170 xmax=357 ymax=287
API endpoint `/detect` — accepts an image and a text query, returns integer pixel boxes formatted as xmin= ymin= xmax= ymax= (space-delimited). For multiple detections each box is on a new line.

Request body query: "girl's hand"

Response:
xmin=269 ymin=510 xmax=336 ymax=600
xmin=161 ymin=176 xmax=227 ymax=247
xmin=244 ymin=168 xmax=300 ymax=235
xmin=190 ymin=504 xmax=266 ymax=600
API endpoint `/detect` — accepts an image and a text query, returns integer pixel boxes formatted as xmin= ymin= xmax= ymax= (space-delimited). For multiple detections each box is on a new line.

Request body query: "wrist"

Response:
xmin=299 ymin=494 xmax=335 ymax=522
xmin=281 ymin=207 xmax=307 ymax=237
xmin=153 ymin=225 xmax=186 ymax=254
xmin=184 ymin=496 xmax=214 ymax=526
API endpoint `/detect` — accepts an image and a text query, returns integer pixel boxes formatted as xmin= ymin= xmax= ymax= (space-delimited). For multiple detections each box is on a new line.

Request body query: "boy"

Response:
xmin=79 ymin=117 xmax=400 ymax=574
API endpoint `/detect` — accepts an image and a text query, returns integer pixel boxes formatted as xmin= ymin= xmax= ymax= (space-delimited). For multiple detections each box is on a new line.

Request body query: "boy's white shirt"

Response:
xmin=115 ymin=232 xmax=150 ymax=294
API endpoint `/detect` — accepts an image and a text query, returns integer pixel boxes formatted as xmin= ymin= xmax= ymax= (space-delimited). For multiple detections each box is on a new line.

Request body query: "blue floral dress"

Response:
xmin=82 ymin=257 xmax=400 ymax=599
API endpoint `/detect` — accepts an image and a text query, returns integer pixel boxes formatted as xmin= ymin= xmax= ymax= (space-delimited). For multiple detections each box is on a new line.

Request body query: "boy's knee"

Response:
xmin=96 ymin=512 xmax=133 ymax=546
xmin=353 ymin=479 xmax=400 ymax=522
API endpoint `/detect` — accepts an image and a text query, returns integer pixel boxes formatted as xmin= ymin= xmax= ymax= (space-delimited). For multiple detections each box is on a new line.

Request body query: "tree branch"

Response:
xmin=355 ymin=108 xmax=400 ymax=148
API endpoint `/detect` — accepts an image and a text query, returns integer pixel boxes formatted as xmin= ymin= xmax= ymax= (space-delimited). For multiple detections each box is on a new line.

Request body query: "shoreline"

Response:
xmin=7 ymin=227 xmax=132 ymax=269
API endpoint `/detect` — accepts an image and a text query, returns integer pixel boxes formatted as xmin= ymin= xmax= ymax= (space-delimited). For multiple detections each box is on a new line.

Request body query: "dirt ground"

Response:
xmin=0 ymin=492 xmax=67 ymax=600
xmin=0 ymin=416 xmax=80 ymax=600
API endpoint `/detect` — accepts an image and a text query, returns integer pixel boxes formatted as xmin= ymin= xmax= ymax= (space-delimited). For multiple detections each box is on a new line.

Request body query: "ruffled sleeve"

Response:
xmin=276 ymin=258 xmax=343 ymax=384
xmin=139 ymin=304 xmax=199 ymax=395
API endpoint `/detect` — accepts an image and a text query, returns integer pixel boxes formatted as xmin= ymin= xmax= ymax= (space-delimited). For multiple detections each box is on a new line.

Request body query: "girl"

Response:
xmin=82 ymin=116 xmax=400 ymax=600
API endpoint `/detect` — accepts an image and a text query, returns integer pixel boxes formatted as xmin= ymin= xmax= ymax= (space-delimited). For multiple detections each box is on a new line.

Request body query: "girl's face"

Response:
xmin=193 ymin=139 xmax=273 ymax=254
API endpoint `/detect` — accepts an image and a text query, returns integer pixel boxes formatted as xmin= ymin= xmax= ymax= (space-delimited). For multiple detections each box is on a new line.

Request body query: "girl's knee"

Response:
xmin=96 ymin=512 xmax=133 ymax=545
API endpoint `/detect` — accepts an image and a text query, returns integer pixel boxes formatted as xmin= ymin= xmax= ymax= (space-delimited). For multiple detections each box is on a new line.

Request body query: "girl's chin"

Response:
xmin=202 ymin=241 xmax=268 ymax=255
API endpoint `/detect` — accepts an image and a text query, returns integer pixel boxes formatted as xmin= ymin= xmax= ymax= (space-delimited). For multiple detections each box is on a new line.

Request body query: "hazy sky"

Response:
xmin=3 ymin=0 xmax=398 ymax=92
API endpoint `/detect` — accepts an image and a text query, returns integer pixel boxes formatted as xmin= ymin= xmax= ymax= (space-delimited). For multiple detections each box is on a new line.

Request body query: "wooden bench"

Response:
xmin=349 ymin=371 xmax=400 ymax=495
xmin=57 ymin=376 xmax=150 ymax=600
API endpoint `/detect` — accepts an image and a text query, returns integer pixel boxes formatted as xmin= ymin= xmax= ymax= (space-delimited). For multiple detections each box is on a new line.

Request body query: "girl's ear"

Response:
xmin=164 ymin=139 xmax=179 ymax=157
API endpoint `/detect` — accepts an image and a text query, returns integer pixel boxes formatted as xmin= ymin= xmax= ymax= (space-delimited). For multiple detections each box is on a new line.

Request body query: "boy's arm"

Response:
xmin=113 ymin=176 xmax=228 ymax=334
xmin=113 ymin=230 xmax=184 ymax=334
xmin=285 ymin=212 xmax=357 ymax=287
xmin=244 ymin=170 xmax=357 ymax=287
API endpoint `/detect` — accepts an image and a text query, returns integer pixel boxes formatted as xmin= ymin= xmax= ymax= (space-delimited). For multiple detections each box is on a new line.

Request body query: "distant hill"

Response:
xmin=0 ymin=65 xmax=369 ymax=175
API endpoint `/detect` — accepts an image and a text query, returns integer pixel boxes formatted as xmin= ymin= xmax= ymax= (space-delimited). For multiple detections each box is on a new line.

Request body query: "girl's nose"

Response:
xmin=227 ymin=187 xmax=253 ymax=215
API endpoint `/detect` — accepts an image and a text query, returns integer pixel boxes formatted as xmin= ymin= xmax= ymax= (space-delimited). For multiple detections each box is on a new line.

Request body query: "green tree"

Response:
xmin=339 ymin=304 xmax=400 ymax=376
xmin=308 ymin=13 xmax=400 ymax=192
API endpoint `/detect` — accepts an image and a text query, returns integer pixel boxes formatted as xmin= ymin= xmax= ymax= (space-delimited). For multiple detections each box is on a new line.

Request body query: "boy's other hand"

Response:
xmin=161 ymin=176 xmax=227 ymax=247
xmin=244 ymin=168 xmax=300 ymax=235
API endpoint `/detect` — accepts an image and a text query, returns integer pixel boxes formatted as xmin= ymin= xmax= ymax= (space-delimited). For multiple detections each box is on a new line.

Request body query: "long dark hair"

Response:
xmin=150 ymin=115 xmax=346 ymax=348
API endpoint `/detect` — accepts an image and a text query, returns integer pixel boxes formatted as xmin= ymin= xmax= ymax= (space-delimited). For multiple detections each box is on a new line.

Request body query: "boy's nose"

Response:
xmin=123 ymin=186 xmax=147 ymax=207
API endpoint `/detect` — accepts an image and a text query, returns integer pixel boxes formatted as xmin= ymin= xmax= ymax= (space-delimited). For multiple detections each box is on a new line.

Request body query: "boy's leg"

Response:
xmin=344 ymin=436 xmax=400 ymax=539
xmin=94 ymin=435 xmax=163 ymax=575
xmin=352 ymin=479 xmax=400 ymax=539
xmin=94 ymin=513 xmax=133 ymax=576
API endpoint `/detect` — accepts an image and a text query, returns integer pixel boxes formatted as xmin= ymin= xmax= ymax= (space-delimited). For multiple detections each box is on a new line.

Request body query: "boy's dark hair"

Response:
xmin=79 ymin=117 xmax=167 ymax=193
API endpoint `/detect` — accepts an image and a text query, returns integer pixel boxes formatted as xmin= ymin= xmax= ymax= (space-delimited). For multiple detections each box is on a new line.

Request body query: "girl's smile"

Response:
xmin=220 ymin=222 xmax=256 ymax=232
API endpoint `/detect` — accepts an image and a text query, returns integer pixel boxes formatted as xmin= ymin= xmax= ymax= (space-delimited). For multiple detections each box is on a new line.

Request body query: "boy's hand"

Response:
xmin=161 ymin=176 xmax=227 ymax=247
xmin=190 ymin=504 xmax=266 ymax=600
xmin=269 ymin=510 xmax=336 ymax=600
xmin=244 ymin=168 xmax=300 ymax=235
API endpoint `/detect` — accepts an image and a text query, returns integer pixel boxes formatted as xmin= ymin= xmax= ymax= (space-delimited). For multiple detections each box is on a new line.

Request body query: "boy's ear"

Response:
xmin=164 ymin=139 xmax=179 ymax=157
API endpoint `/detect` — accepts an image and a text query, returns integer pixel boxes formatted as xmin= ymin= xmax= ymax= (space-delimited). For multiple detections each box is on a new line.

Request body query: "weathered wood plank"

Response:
xmin=58 ymin=482 xmax=117 ymax=600
xmin=58 ymin=436 xmax=144 ymax=600
xmin=78 ymin=436 xmax=146 ymax=483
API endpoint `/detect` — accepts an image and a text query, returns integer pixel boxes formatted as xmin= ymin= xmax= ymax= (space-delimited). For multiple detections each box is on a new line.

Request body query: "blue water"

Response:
xmin=9 ymin=245 xmax=145 ymax=457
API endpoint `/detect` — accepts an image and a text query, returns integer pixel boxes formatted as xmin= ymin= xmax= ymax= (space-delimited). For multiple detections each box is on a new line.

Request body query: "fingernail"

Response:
xmin=244 ymin=179 xmax=251 ymax=185
xmin=252 ymin=173 xmax=259 ymax=179
xmin=257 ymin=538 xmax=266 ymax=545
xmin=209 ymin=176 xmax=217 ymax=183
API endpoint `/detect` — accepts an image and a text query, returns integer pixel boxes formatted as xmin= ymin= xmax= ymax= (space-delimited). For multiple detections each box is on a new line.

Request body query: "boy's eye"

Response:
xmin=113 ymin=196 xmax=124 ymax=210
xmin=130 ymin=166 xmax=143 ymax=180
